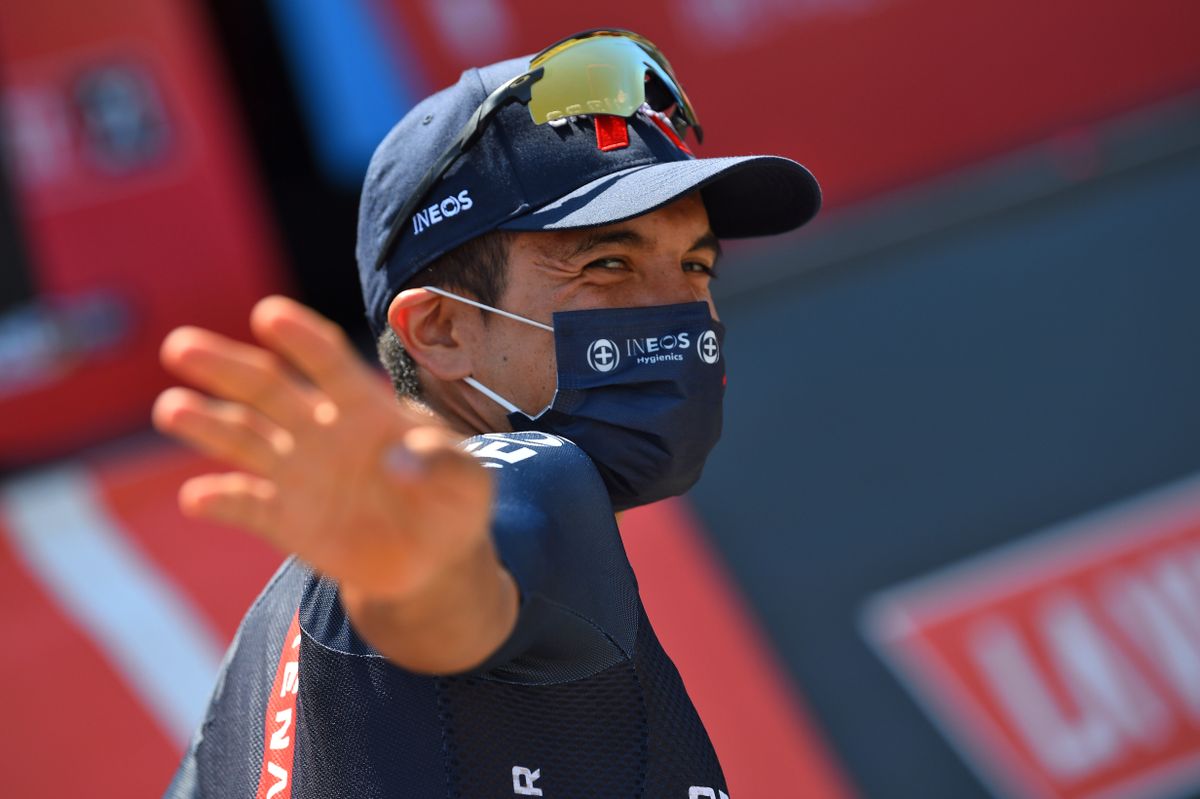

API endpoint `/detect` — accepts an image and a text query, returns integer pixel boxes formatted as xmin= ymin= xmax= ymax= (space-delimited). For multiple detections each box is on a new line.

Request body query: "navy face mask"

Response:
xmin=424 ymin=287 xmax=726 ymax=511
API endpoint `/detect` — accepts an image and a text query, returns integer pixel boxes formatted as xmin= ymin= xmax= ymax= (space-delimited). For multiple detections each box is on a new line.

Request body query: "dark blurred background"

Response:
xmin=1 ymin=1 xmax=1199 ymax=797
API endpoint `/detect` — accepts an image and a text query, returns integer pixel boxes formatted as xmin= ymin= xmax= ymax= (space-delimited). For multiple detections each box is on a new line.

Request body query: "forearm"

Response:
xmin=339 ymin=536 xmax=519 ymax=674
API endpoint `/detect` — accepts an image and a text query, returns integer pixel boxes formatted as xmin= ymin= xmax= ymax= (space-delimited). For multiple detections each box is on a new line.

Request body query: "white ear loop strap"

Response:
xmin=462 ymin=376 xmax=521 ymax=414
xmin=418 ymin=286 xmax=547 ymax=415
xmin=422 ymin=285 xmax=554 ymax=332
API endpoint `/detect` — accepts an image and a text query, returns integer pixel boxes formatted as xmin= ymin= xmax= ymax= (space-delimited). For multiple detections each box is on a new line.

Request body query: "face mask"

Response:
xmin=423 ymin=287 xmax=725 ymax=511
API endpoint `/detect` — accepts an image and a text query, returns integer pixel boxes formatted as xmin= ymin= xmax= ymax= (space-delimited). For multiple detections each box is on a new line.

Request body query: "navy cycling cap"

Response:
xmin=357 ymin=54 xmax=821 ymax=336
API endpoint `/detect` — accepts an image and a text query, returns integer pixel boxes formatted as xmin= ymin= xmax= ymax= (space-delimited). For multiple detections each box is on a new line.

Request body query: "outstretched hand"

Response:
xmin=153 ymin=297 xmax=514 ymax=671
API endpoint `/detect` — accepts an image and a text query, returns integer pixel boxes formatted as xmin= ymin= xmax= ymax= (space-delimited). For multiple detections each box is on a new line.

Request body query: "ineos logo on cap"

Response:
xmin=697 ymin=330 xmax=720 ymax=364
xmin=411 ymin=189 xmax=474 ymax=235
xmin=586 ymin=338 xmax=620 ymax=372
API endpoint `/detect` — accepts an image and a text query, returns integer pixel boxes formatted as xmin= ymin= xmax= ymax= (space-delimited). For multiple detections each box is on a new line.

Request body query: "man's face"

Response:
xmin=466 ymin=193 xmax=720 ymax=427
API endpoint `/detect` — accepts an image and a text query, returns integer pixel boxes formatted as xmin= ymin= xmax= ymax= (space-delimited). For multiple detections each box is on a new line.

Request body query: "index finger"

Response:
xmin=160 ymin=326 xmax=321 ymax=430
xmin=250 ymin=296 xmax=397 ymax=411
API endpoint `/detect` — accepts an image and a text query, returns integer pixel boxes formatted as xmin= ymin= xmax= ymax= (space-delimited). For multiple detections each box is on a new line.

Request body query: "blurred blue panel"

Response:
xmin=266 ymin=0 xmax=425 ymax=184
xmin=692 ymin=145 xmax=1200 ymax=798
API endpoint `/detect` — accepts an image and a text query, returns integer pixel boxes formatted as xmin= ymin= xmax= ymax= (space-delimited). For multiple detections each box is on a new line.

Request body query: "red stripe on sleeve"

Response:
xmin=254 ymin=611 xmax=303 ymax=799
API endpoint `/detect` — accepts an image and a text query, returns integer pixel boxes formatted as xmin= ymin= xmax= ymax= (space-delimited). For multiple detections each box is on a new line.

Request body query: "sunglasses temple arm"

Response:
xmin=374 ymin=105 xmax=505 ymax=272
xmin=374 ymin=71 xmax=542 ymax=272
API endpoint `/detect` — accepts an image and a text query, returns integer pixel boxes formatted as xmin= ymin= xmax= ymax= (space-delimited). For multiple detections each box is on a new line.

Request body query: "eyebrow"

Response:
xmin=690 ymin=230 xmax=722 ymax=259
xmin=561 ymin=227 xmax=723 ymax=261
xmin=563 ymin=228 xmax=647 ymax=260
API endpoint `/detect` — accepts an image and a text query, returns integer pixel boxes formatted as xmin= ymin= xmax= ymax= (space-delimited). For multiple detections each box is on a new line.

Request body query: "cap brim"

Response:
xmin=497 ymin=155 xmax=821 ymax=238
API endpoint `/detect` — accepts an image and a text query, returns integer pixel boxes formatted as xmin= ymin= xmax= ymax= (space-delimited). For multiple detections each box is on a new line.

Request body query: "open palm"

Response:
xmin=153 ymin=296 xmax=494 ymax=604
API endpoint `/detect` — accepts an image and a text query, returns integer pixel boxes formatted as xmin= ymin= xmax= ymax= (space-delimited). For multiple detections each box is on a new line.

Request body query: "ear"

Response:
xmin=386 ymin=288 xmax=478 ymax=381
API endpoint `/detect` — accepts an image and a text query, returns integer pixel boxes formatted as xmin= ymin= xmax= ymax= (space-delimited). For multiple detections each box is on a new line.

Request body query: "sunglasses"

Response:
xmin=373 ymin=29 xmax=702 ymax=272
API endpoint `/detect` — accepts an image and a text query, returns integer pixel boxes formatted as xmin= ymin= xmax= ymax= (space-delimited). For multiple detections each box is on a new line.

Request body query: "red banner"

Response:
xmin=376 ymin=0 xmax=1200 ymax=207
xmin=0 ymin=0 xmax=285 ymax=463
xmin=866 ymin=476 xmax=1200 ymax=799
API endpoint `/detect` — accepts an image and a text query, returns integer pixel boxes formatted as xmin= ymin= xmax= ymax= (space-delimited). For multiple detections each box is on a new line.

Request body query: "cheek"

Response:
xmin=480 ymin=323 xmax=559 ymax=412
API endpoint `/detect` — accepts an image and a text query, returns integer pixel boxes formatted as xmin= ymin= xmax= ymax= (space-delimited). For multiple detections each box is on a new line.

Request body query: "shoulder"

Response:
xmin=462 ymin=431 xmax=615 ymax=533
xmin=461 ymin=433 xmax=638 ymax=671
xmin=461 ymin=432 xmax=606 ymax=496
xmin=462 ymin=431 xmax=593 ymax=468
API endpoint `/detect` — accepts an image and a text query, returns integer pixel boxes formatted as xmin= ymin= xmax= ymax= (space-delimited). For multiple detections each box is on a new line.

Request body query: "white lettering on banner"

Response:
xmin=1041 ymin=593 xmax=1168 ymax=748
xmin=677 ymin=0 xmax=884 ymax=49
xmin=964 ymin=549 xmax=1200 ymax=783
xmin=969 ymin=599 xmax=1170 ymax=780
xmin=512 ymin=765 xmax=543 ymax=796
xmin=424 ymin=0 xmax=513 ymax=61
xmin=412 ymin=190 xmax=474 ymax=235
xmin=1104 ymin=555 xmax=1200 ymax=721
xmin=865 ymin=476 xmax=1200 ymax=799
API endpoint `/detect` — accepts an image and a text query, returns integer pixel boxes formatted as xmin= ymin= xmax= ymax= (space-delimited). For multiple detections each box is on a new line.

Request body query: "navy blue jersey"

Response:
xmin=164 ymin=432 xmax=729 ymax=798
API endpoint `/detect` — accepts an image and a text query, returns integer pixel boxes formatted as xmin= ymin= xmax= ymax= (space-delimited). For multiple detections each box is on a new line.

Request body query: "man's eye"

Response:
xmin=683 ymin=260 xmax=716 ymax=277
xmin=585 ymin=257 xmax=627 ymax=270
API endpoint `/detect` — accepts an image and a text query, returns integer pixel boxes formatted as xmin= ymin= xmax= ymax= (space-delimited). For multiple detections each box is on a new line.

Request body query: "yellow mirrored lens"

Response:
xmin=528 ymin=37 xmax=649 ymax=124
